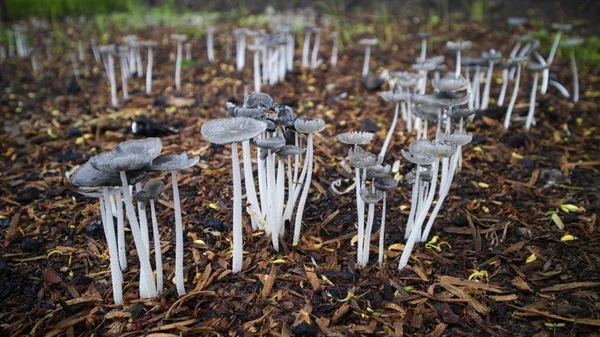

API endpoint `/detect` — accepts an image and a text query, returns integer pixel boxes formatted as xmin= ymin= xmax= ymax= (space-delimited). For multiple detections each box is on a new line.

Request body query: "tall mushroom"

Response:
xmin=170 ymin=34 xmax=187 ymax=90
xmin=98 ymin=45 xmax=118 ymax=107
xmin=524 ymin=62 xmax=549 ymax=131
xmin=447 ymin=40 xmax=472 ymax=77
xmin=373 ymin=174 xmax=399 ymax=267
xmin=563 ymin=37 xmax=584 ymax=103
xmin=359 ymin=38 xmax=378 ymax=78
xmin=310 ymin=27 xmax=322 ymax=70
xmin=139 ymin=41 xmax=158 ymax=95
xmin=417 ymin=32 xmax=432 ymax=62
xmin=201 ymin=117 xmax=267 ymax=273
xmin=148 ymin=152 xmax=199 ymax=296
xmin=330 ymin=32 xmax=339 ymax=68
xmin=206 ymin=26 xmax=216 ymax=63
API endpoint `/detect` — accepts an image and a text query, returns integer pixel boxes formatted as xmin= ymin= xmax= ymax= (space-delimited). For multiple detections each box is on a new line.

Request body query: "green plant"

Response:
xmin=544 ymin=322 xmax=565 ymax=336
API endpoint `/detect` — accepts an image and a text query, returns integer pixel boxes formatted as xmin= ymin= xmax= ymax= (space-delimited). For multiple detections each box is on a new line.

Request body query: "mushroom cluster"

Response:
xmin=202 ymin=92 xmax=325 ymax=273
xmin=69 ymin=138 xmax=198 ymax=302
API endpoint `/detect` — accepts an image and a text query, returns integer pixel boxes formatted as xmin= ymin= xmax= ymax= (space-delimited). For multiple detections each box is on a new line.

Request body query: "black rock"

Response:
xmin=67 ymin=76 xmax=81 ymax=94
xmin=523 ymin=158 xmax=535 ymax=170
xmin=53 ymin=150 xmax=82 ymax=162
xmin=361 ymin=118 xmax=379 ymax=133
xmin=201 ymin=218 xmax=227 ymax=232
xmin=505 ymin=134 xmax=526 ymax=148
xmin=153 ymin=96 xmax=169 ymax=106
xmin=563 ymin=214 xmax=579 ymax=224
xmin=64 ymin=127 xmax=83 ymax=138
xmin=131 ymin=301 xmax=145 ymax=319
xmin=292 ymin=321 xmax=317 ymax=337
xmin=20 ymin=239 xmax=43 ymax=253
xmin=471 ymin=135 xmax=486 ymax=145
xmin=0 ymin=217 xmax=10 ymax=230
xmin=85 ymin=217 xmax=104 ymax=237
xmin=132 ymin=115 xmax=179 ymax=137
xmin=451 ymin=215 xmax=468 ymax=226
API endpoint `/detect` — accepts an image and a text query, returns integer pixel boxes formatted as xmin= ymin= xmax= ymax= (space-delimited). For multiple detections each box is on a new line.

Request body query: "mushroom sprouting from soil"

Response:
xmin=380 ymin=91 xmax=411 ymax=155
xmin=117 ymin=46 xmax=129 ymax=101
xmin=301 ymin=24 xmax=314 ymax=69
xmin=292 ymin=117 xmax=326 ymax=245
xmin=206 ymin=26 xmax=216 ymax=63
xmin=201 ymin=117 xmax=267 ymax=273
xmin=248 ymin=43 xmax=262 ymax=93
xmin=184 ymin=43 xmax=192 ymax=61
xmin=170 ymin=34 xmax=187 ymax=90
xmin=447 ymin=40 xmax=472 ymax=77
xmin=563 ymin=37 xmax=584 ymax=103
xmin=359 ymin=38 xmax=378 ymax=78
xmin=310 ymin=27 xmax=322 ymax=70
xmin=148 ymin=152 xmax=199 ymax=296
xmin=330 ymin=31 xmax=339 ymax=68
xmin=480 ymin=49 xmax=501 ymax=110
xmin=544 ymin=23 xmax=573 ymax=94
xmin=359 ymin=187 xmax=384 ymax=267
xmin=524 ymin=62 xmax=549 ymax=131
xmin=135 ymin=179 xmax=165 ymax=294
xmin=90 ymin=138 xmax=163 ymax=298
xmin=70 ymin=162 xmax=147 ymax=304
xmin=98 ymin=45 xmax=118 ymax=107
xmin=417 ymin=32 xmax=432 ymax=62
xmin=373 ymin=174 xmax=399 ymax=267
xmin=233 ymin=29 xmax=247 ymax=71
xmin=503 ymin=56 xmax=529 ymax=129
xmin=139 ymin=41 xmax=158 ymax=95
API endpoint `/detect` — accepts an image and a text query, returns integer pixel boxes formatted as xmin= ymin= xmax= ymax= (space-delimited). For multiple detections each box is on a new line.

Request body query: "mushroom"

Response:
xmin=480 ymin=49 xmax=501 ymax=110
xmin=563 ymin=37 xmax=584 ymax=103
xmin=139 ymin=41 xmax=158 ymax=95
xmin=233 ymin=29 xmax=246 ymax=72
xmin=117 ymin=46 xmax=129 ymax=101
xmin=291 ymin=118 xmax=325 ymax=245
xmin=148 ymin=152 xmax=199 ymax=296
xmin=90 ymin=138 xmax=163 ymax=298
xmin=170 ymin=34 xmax=187 ymax=90
xmin=330 ymin=32 xmax=339 ymax=68
xmin=373 ymin=175 xmax=399 ymax=267
xmin=135 ymin=179 xmax=165 ymax=294
xmin=248 ymin=43 xmax=262 ymax=93
xmin=504 ymin=56 xmax=528 ymax=129
xmin=206 ymin=26 xmax=216 ymax=63
xmin=446 ymin=40 xmax=472 ymax=77
xmin=122 ymin=35 xmax=137 ymax=77
xmin=184 ymin=42 xmax=192 ymax=61
xmin=380 ymin=91 xmax=411 ymax=154
xmin=359 ymin=188 xmax=384 ymax=267
xmin=359 ymin=38 xmax=378 ymax=78
xmin=201 ymin=117 xmax=267 ymax=273
xmin=543 ymin=23 xmax=573 ymax=95
xmin=524 ymin=62 xmax=549 ymax=131
xmin=301 ymin=24 xmax=314 ymax=69
xmin=417 ymin=32 xmax=432 ymax=62
xmin=310 ymin=27 xmax=322 ymax=70
xmin=98 ymin=45 xmax=118 ymax=107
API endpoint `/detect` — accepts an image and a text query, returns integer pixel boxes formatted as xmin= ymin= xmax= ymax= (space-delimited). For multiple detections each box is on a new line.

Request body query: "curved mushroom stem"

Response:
xmin=302 ymin=32 xmax=311 ymax=69
xmin=293 ymin=133 xmax=314 ymax=245
xmin=150 ymin=199 xmax=163 ymax=294
xmin=331 ymin=35 xmax=338 ymax=68
xmin=481 ymin=61 xmax=494 ymax=110
xmin=146 ymin=47 xmax=153 ymax=95
xmin=570 ymin=47 xmax=579 ymax=103
xmin=404 ymin=167 xmax=420 ymax=240
xmin=274 ymin=158 xmax=285 ymax=242
xmin=504 ymin=62 xmax=522 ymax=130
xmin=362 ymin=46 xmax=371 ymax=78
xmin=171 ymin=170 xmax=185 ymax=295
xmin=175 ymin=41 xmax=182 ymax=90
xmin=115 ymin=192 xmax=127 ymax=270
xmin=380 ymin=103 xmax=399 ymax=159
xmin=100 ymin=191 xmax=123 ymax=304
xmin=231 ymin=142 xmax=244 ymax=273
xmin=242 ymin=140 xmax=261 ymax=231
xmin=549 ymin=80 xmax=571 ymax=99
xmin=355 ymin=166 xmax=365 ymax=262
xmin=378 ymin=193 xmax=387 ymax=267
xmin=525 ymin=72 xmax=539 ymax=131
xmin=310 ymin=31 xmax=320 ymax=70
xmin=119 ymin=171 xmax=156 ymax=298
xmin=497 ymin=68 xmax=509 ymax=106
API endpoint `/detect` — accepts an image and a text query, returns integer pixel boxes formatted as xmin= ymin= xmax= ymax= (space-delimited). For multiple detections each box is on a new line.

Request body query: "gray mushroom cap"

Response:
xmin=294 ymin=117 xmax=326 ymax=134
xmin=402 ymin=140 xmax=437 ymax=165
xmin=170 ymin=34 xmax=187 ymax=41
xmin=552 ymin=23 xmax=573 ymax=31
xmin=139 ymin=41 xmax=159 ymax=48
xmin=254 ymin=136 xmax=286 ymax=150
xmin=374 ymin=175 xmax=399 ymax=192
xmin=426 ymin=55 xmax=446 ymax=65
xmin=413 ymin=104 xmax=441 ymax=121
xmin=201 ymin=117 xmax=267 ymax=145
xmin=447 ymin=40 xmax=472 ymax=51
xmin=508 ymin=17 xmax=528 ymax=26
xmin=423 ymin=141 xmax=457 ymax=158
xmin=482 ymin=49 xmax=502 ymax=63
xmin=148 ymin=152 xmax=199 ymax=171
xmin=439 ymin=131 xmax=473 ymax=146
xmin=243 ymin=92 xmax=275 ymax=110
xmin=98 ymin=45 xmax=116 ymax=54
xmin=391 ymin=72 xmax=421 ymax=88
xmin=462 ymin=56 xmax=487 ymax=67
xmin=235 ymin=107 xmax=267 ymax=119
xmin=417 ymin=32 xmax=432 ymax=39
xmin=359 ymin=38 xmax=378 ymax=46
xmin=336 ymin=131 xmax=374 ymax=145
xmin=90 ymin=138 xmax=163 ymax=173
xmin=276 ymin=145 xmax=306 ymax=157
xmin=432 ymin=91 xmax=470 ymax=107
xmin=135 ymin=179 xmax=165 ymax=202
xmin=412 ymin=61 xmax=437 ymax=72
xmin=563 ymin=37 xmax=584 ymax=47
xmin=360 ymin=188 xmax=384 ymax=204
xmin=446 ymin=108 xmax=476 ymax=119
xmin=366 ymin=164 xmax=392 ymax=179
xmin=348 ymin=146 xmax=383 ymax=168
xmin=71 ymin=161 xmax=147 ymax=188
xmin=276 ymin=105 xmax=296 ymax=127
xmin=527 ymin=62 xmax=550 ymax=72
xmin=432 ymin=74 xmax=469 ymax=91
xmin=380 ymin=91 xmax=411 ymax=103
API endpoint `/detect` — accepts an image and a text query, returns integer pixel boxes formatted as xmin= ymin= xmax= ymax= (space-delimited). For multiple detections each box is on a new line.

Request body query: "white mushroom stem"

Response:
xmin=533 ymin=52 xmax=549 ymax=95
xmin=119 ymin=171 xmax=157 ymax=298
xmin=70 ymin=52 xmax=80 ymax=83
xmin=455 ymin=50 xmax=461 ymax=77
xmin=302 ymin=32 xmax=311 ymax=69
xmin=569 ymin=47 xmax=579 ymax=103
xmin=100 ymin=191 xmax=123 ymax=304
xmin=378 ymin=193 xmax=387 ymax=267
xmin=404 ymin=167 xmax=420 ymax=240
xmin=331 ymin=34 xmax=338 ymax=68
xmin=355 ymin=167 xmax=365 ymax=262
xmin=207 ymin=30 xmax=214 ymax=62
xmin=231 ymin=142 xmax=244 ymax=273
xmin=170 ymin=170 xmax=185 ymax=295
xmin=252 ymin=49 xmax=261 ymax=93
xmin=136 ymin=182 xmax=150 ymax=250
xmin=283 ymin=139 xmax=309 ymax=225
xmin=120 ymin=54 xmax=129 ymax=100
xmin=149 ymin=199 xmax=163 ymax=293
xmin=525 ymin=71 xmax=539 ymax=131
xmin=361 ymin=198 xmax=376 ymax=267
xmin=549 ymin=80 xmax=570 ymax=98
xmin=115 ymin=192 xmax=127 ymax=270
xmin=481 ymin=61 xmax=494 ymax=110
xmin=107 ymin=54 xmax=118 ymax=107
xmin=91 ymin=40 xmax=100 ymax=63
xmin=257 ymin=145 xmax=268 ymax=223
xmin=135 ymin=45 xmax=143 ymax=78
xmin=310 ymin=31 xmax=320 ymax=69
xmin=287 ymin=32 xmax=294 ymax=71
xmin=420 ymin=38 xmax=427 ymax=62
xmin=293 ymin=133 xmax=314 ymax=245
xmin=497 ymin=67 xmax=509 ymax=106
xmin=146 ymin=47 xmax=154 ymax=95
xmin=380 ymin=103 xmax=399 ymax=158
xmin=509 ymin=41 xmax=521 ymax=59
xmin=362 ymin=45 xmax=371 ymax=78
xmin=175 ymin=40 xmax=183 ymax=90
xmin=279 ymin=43 xmax=286 ymax=83
xmin=242 ymin=140 xmax=261 ymax=231
xmin=273 ymin=158 xmax=285 ymax=248
xmin=185 ymin=43 xmax=191 ymax=61
xmin=504 ymin=62 xmax=522 ymax=130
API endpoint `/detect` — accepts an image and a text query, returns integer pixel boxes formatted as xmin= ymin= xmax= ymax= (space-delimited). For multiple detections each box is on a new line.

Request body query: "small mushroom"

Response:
xmin=170 ymin=34 xmax=187 ymax=90
xmin=359 ymin=38 xmax=378 ymax=78
xmin=446 ymin=40 xmax=472 ymax=76
xmin=563 ymin=37 xmax=584 ymax=103
xmin=139 ymin=41 xmax=159 ymax=95
xmin=524 ymin=62 xmax=550 ymax=131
